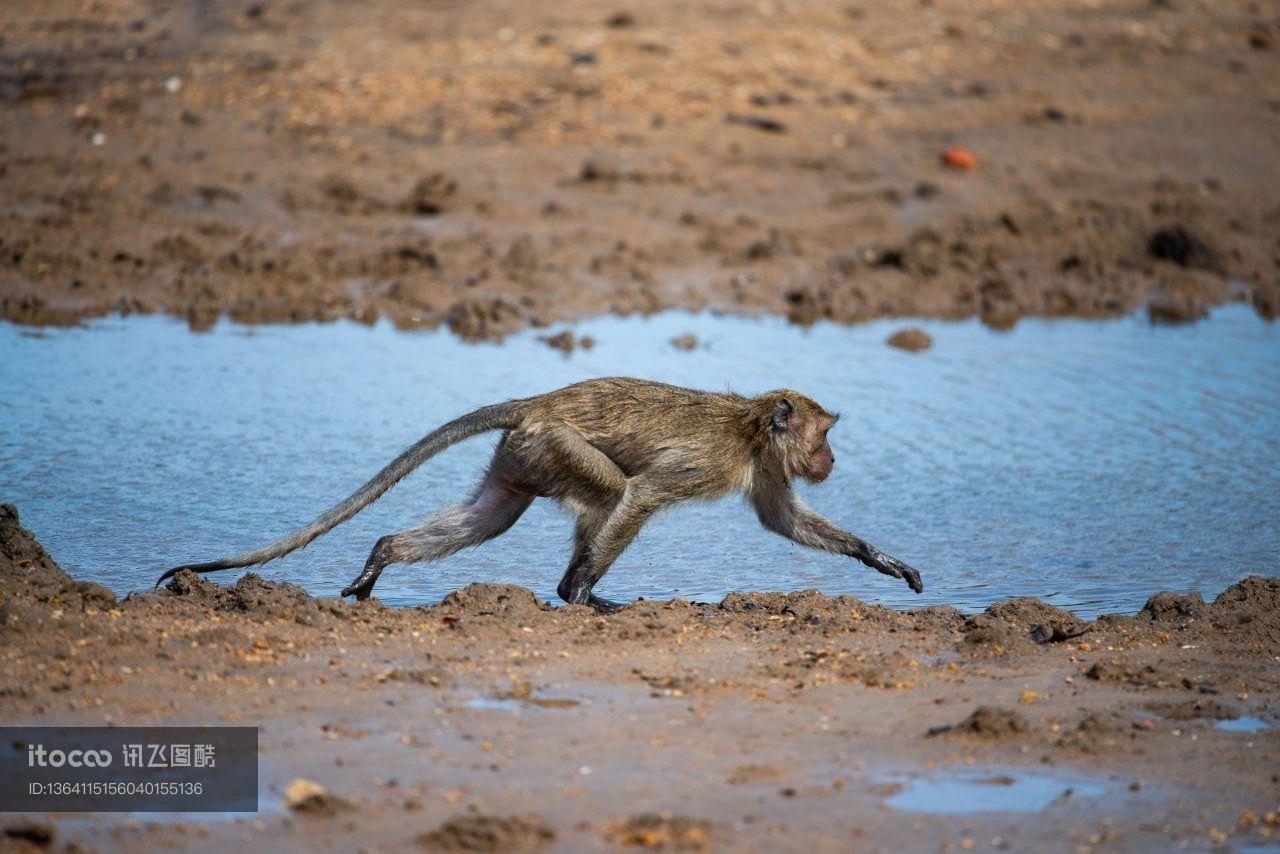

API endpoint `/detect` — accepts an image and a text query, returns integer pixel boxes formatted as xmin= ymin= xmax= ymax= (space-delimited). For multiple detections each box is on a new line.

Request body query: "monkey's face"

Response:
xmin=768 ymin=394 xmax=838 ymax=484
xmin=802 ymin=417 xmax=837 ymax=483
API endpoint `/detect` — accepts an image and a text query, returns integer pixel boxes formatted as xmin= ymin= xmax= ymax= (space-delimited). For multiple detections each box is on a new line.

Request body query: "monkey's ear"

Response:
xmin=771 ymin=398 xmax=795 ymax=433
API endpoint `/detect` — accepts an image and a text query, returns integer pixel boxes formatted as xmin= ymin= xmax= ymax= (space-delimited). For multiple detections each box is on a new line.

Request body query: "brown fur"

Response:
xmin=160 ymin=378 xmax=922 ymax=611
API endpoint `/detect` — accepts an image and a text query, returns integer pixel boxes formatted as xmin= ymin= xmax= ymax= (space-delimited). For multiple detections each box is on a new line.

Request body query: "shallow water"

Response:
xmin=1215 ymin=717 xmax=1274 ymax=733
xmin=2 ymin=307 xmax=1277 ymax=616
xmin=881 ymin=768 xmax=1107 ymax=815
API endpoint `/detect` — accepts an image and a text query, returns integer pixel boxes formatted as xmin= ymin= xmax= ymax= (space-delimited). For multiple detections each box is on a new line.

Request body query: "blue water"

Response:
xmin=882 ymin=768 xmax=1107 ymax=814
xmin=2 ymin=307 xmax=1277 ymax=617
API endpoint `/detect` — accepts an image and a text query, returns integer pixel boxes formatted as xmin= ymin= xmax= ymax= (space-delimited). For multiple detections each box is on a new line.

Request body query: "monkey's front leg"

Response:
xmin=752 ymin=486 xmax=924 ymax=594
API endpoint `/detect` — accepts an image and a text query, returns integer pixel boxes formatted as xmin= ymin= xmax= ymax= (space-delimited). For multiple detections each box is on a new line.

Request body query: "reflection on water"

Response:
xmin=2 ymin=307 xmax=1276 ymax=617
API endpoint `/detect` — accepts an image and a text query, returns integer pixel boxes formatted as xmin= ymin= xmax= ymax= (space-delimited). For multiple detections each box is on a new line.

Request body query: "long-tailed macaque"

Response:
xmin=158 ymin=378 xmax=924 ymax=612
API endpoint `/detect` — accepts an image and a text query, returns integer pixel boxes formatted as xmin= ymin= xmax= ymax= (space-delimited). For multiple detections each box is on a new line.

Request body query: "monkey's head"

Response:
xmin=758 ymin=391 xmax=840 ymax=484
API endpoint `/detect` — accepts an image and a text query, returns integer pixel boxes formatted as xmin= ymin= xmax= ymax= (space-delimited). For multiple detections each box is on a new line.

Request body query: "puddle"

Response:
xmin=2 ymin=307 xmax=1278 ymax=617
xmin=464 ymin=694 xmax=579 ymax=711
xmin=1215 ymin=716 xmax=1274 ymax=733
xmin=881 ymin=768 xmax=1108 ymax=815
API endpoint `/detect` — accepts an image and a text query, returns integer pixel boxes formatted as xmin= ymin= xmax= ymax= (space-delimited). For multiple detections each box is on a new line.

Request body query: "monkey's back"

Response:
xmin=523 ymin=378 xmax=756 ymax=491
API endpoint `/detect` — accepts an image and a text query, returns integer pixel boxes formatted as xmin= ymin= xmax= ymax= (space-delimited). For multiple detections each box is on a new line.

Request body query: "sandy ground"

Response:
xmin=1 ymin=0 xmax=1278 ymax=337
xmin=2 ymin=504 xmax=1278 ymax=852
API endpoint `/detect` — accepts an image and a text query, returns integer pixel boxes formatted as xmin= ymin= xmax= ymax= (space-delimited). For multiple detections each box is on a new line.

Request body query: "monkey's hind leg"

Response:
xmin=341 ymin=481 xmax=533 ymax=600
xmin=557 ymin=483 xmax=658 ymax=614
xmin=557 ymin=509 xmax=626 ymax=615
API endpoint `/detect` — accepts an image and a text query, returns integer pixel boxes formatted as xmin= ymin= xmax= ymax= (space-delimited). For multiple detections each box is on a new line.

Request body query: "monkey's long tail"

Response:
xmin=155 ymin=399 xmax=526 ymax=588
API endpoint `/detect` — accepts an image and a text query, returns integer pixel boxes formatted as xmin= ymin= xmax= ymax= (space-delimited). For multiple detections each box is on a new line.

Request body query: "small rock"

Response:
xmin=539 ymin=331 xmax=593 ymax=353
xmin=671 ymin=333 xmax=698 ymax=351
xmin=1147 ymin=294 xmax=1207 ymax=324
xmin=726 ymin=113 xmax=788 ymax=134
xmin=1248 ymin=31 xmax=1275 ymax=50
xmin=606 ymin=11 xmax=635 ymax=27
xmin=886 ymin=328 xmax=932 ymax=352
xmin=401 ymin=173 xmax=457 ymax=216
xmin=940 ymin=146 xmax=976 ymax=170
xmin=929 ymin=705 xmax=1030 ymax=738
xmin=284 ymin=778 xmax=351 ymax=815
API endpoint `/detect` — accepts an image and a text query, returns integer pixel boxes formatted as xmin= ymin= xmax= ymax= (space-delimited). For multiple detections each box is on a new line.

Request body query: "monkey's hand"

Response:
xmin=870 ymin=550 xmax=924 ymax=594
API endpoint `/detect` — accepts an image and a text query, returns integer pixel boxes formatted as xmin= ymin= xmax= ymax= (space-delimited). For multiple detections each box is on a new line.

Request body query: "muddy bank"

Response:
xmin=3 ymin=505 xmax=1279 ymax=850
xmin=2 ymin=0 xmax=1278 ymax=338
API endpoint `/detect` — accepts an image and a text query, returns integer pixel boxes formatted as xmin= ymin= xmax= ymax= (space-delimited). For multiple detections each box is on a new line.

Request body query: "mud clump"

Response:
xmin=607 ymin=813 xmax=714 ymax=850
xmin=539 ymin=330 xmax=594 ymax=353
xmin=1206 ymin=575 xmax=1280 ymax=645
xmin=164 ymin=570 xmax=352 ymax=624
xmin=0 ymin=503 xmax=116 ymax=611
xmin=1084 ymin=660 xmax=1188 ymax=689
xmin=445 ymin=297 xmax=526 ymax=342
xmin=164 ymin=567 xmax=224 ymax=601
xmin=434 ymin=583 xmax=549 ymax=618
xmin=964 ymin=597 xmax=1087 ymax=649
xmin=400 ymin=173 xmax=458 ymax=216
xmin=418 ymin=814 xmax=555 ymax=851
xmin=1147 ymin=293 xmax=1208 ymax=324
xmin=1138 ymin=591 xmax=1205 ymax=622
xmin=930 ymin=705 xmax=1031 ymax=739
xmin=1147 ymin=226 xmax=1221 ymax=272
xmin=886 ymin=328 xmax=933 ymax=351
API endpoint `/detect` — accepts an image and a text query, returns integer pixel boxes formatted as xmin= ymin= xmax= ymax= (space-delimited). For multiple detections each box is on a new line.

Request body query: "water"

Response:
xmin=880 ymin=768 xmax=1107 ymax=815
xmin=1215 ymin=717 xmax=1274 ymax=733
xmin=2 ymin=307 xmax=1277 ymax=617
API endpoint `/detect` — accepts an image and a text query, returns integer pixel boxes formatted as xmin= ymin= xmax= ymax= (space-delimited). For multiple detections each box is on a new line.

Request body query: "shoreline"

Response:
xmin=3 ymin=0 xmax=1278 ymax=338
xmin=3 ymin=505 xmax=1278 ymax=850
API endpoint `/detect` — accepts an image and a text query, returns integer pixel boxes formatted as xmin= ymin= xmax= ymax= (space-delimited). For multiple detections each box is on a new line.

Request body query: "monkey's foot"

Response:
xmin=340 ymin=577 xmax=377 ymax=601
xmin=587 ymin=594 xmax=625 ymax=615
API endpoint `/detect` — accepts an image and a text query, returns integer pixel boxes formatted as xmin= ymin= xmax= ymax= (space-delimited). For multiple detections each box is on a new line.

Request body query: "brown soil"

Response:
xmin=2 ymin=0 xmax=1278 ymax=339
xmin=3 ymin=503 xmax=1279 ymax=851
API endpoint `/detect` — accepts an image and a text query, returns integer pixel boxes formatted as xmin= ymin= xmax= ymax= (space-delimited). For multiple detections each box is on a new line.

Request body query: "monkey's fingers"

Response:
xmin=872 ymin=553 xmax=924 ymax=594
xmin=900 ymin=564 xmax=924 ymax=594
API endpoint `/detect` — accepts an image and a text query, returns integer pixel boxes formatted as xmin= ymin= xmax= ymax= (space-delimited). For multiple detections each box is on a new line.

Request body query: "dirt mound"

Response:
xmin=904 ymin=604 xmax=967 ymax=633
xmin=1138 ymin=591 xmax=1206 ymax=622
xmin=418 ymin=814 xmax=555 ymax=851
xmin=434 ymin=584 xmax=549 ymax=618
xmin=720 ymin=589 xmax=889 ymax=627
xmin=0 ymin=504 xmax=116 ymax=612
xmin=1208 ymin=576 xmax=1280 ymax=648
xmin=929 ymin=706 xmax=1030 ymax=739
xmin=163 ymin=569 xmax=353 ymax=624
xmin=964 ymin=597 xmax=1087 ymax=649
xmin=606 ymin=813 xmax=714 ymax=850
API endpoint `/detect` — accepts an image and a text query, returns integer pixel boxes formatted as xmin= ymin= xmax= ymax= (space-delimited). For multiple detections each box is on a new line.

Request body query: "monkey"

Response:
xmin=157 ymin=377 xmax=924 ymax=613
